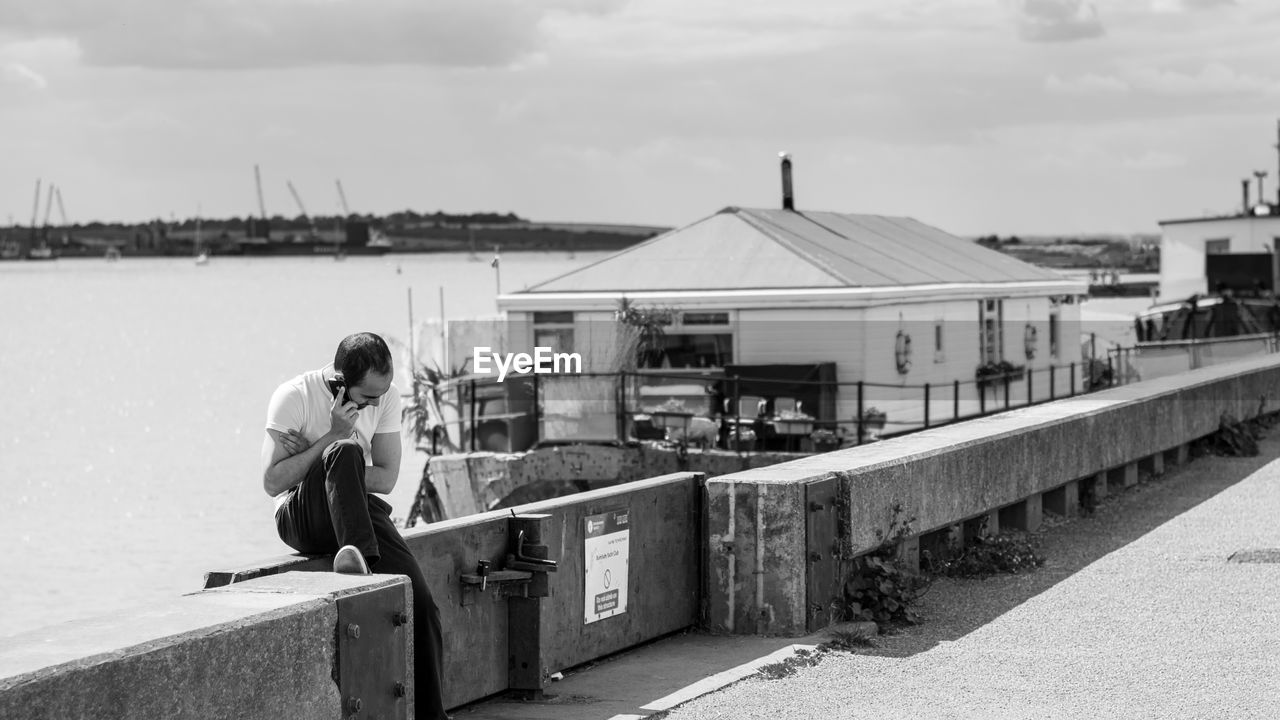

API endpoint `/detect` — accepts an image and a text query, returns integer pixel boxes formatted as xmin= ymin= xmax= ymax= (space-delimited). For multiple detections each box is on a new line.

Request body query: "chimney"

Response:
xmin=1255 ymin=170 xmax=1268 ymax=211
xmin=1243 ymin=178 xmax=1252 ymax=215
xmin=779 ymin=152 xmax=794 ymax=211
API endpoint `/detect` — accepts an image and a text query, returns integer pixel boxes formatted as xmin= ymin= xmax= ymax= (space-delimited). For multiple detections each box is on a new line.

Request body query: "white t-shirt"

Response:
xmin=265 ymin=363 xmax=402 ymax=509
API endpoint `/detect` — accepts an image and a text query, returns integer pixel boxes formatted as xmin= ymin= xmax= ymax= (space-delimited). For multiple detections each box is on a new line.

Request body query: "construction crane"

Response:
xmin=248 ymin=165 xmax=271 ymax=240
xmin=335 ymin=179 xmax=351 ymax=216
xmin=254 ymin=164 xmax=268 ymax=220
xmin=286 ymin=180 xmax=319 ymax=238
xmin=54 ymin=186 xmax=69 ymax=245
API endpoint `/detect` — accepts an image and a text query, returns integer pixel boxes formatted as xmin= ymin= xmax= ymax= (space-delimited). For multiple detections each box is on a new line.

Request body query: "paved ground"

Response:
xmin=456 ymin=433 xmax=1280 ymax=720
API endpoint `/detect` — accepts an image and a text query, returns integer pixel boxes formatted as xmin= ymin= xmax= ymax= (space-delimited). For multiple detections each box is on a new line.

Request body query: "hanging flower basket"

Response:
xmin=975 ymin=361 xmax=1026 ymax=389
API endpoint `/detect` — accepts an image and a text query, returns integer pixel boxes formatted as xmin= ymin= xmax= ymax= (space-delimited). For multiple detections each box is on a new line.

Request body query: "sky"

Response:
xmin=1 ymin=0 xmax=1279 ymax=236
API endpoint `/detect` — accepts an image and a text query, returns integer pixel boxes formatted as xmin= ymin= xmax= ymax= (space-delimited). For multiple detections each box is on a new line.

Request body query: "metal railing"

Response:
xmin=419 ymin=363 xmax=1106 ymax=456
xmin=414 ymin=333 xmax=1280 ymax=456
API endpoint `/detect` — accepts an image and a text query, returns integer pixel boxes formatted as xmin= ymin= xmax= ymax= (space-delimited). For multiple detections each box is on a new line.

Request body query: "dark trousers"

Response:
xmin=276 ymin=439 xmax=448 ymax=720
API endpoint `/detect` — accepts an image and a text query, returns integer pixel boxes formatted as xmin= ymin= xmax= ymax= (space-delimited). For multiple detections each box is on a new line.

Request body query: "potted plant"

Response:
xmin=810 ymin=428 xmax=842 ymax=452
xmin=773 ymin=407 xmax=815 ymax=435
xmin=860 ymin=407 xmax=887 ymax=440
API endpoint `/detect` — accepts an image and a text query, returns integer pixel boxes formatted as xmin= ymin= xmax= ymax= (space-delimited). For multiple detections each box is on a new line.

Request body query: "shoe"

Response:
xmin=333 ymin=545 xmax=371 ymax=575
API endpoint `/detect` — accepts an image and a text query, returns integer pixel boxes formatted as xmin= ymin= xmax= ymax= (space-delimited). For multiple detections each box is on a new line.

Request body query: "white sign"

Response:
xmin=583 ymin=508 xmax=630 ymax=624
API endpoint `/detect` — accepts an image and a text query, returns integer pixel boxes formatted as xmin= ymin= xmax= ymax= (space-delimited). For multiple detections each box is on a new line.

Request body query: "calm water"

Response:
xmin=0 ymin=251 xmax=609 ymax=635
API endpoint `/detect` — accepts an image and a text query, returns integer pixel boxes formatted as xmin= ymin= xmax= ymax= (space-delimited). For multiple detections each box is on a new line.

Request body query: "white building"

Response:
xmin=496 ymin=204 xmax=1087 ymax=440
xmin=1157 ymin=210 xmax=1280 ymax=301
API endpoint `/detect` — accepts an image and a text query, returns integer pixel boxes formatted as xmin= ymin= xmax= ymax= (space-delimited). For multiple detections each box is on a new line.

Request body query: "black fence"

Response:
xmin=423 ymin=356 xmax=1127 ymax=456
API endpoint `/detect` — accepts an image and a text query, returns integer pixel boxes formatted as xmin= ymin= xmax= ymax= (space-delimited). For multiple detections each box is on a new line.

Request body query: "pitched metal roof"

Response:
xmin=521 ymin=207 xmax=1066 ymax=294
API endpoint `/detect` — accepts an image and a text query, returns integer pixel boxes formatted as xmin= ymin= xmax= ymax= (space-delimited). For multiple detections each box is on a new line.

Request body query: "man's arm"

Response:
xmin=261 ymin=428 xmax=346 ymax=497
xmin=262 ymin=386 xmax=359 ymax=497
xmin=364 ymin=431 xmax=402 ymax=495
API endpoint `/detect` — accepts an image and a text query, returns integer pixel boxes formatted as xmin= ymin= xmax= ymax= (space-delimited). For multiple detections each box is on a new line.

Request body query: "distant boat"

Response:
xmin=195 ymin=251 xmax=210 ymax=266
xmin=27 ymin=245 xmax=55 ymax=261
xmin=104 ymin=247 xmax=122 ymax=262
xmin=0 ymin=241 xmax=20 ymax=261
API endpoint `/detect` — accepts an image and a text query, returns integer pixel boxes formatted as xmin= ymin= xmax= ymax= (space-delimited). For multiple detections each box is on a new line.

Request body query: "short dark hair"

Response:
xmin=334 ymin=332 xmax=393 ymax=387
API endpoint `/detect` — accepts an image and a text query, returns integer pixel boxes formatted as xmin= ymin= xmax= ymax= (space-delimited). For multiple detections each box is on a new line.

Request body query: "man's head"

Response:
xmin=333 ymin=332 xmax=394 ymax=408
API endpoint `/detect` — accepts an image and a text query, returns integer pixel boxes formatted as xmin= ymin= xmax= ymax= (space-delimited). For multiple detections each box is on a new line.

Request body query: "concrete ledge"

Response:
xmin=706 ymin=356 xmax=1280 ymax=635
xmin=0 ymin=573 xmax=410 ymax=720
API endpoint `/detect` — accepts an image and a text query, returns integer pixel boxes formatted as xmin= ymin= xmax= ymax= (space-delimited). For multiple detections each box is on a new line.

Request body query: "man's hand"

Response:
xmin=330 ymin=387 xmax=358 ymax=438
xmin=278 ymin=429 xmax=312 ymax=457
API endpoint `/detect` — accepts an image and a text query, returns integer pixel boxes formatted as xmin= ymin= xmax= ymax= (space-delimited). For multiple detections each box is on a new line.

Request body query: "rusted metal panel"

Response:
xmin=336 ymin=583 xmax=411 ymax=720
xmin=537 ymin=476 xmax=702 ymax=674
xmin=805 ymin=475 xmax=842 ymax=632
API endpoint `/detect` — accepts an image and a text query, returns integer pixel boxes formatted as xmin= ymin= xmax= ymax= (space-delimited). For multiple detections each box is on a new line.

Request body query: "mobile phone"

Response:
xmin=326 ymin=372 xmax=346 ymax=397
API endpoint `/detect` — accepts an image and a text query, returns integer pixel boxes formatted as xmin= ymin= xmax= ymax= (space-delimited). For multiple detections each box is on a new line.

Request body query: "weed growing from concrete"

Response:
xmin=756 ymin=649 xmax=823 ymax=680
xmin=931 ymin=530 xmax=1044 ymax=578
xmin=821 ymin=628 xmax=877 ymax=651
xmin=839 ymin=503 xmax=930 ymax=626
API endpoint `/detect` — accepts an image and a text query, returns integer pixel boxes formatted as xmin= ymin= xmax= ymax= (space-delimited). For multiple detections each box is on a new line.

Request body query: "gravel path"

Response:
xmin=660 ymin=435 xmax=1280 ymax=719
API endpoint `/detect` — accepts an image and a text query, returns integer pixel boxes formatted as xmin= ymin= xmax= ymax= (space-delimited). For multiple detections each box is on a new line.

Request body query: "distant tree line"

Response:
xmin=23 ymin=210 xmax=529 ymax=233
xmin=975 ymin=234 xmax=1022 ymax=247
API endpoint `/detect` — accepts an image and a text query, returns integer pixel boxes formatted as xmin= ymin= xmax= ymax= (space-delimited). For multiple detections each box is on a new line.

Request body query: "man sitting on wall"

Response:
xmin=261 ymin=332 xmax=449 ymax=719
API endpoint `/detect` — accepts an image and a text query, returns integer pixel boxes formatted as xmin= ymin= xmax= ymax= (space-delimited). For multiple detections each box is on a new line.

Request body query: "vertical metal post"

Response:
xmin=953 ymin=379 xmax=960 ymax=421
xmin=856 ymin=381 xmax=864 ymax=446
xmin=979 ymin=380 xmax=986 ymax=415
xmin=732 ymin=374 xmax=742 ymax=451
xmin=1070 ymin=362 xmax=1076 ymax=396
xmin=469 ymin=378 xmax=477 ymax=452
xmin=1026 ymin=367 xmax=1032 ymax=405
xmin=923 ymin=383 xmax=931 ymax=429
xmin=532 ymin=372 xmax=541 ymax=445
xmin=616 ymin=370 xmax=625 ymax=441
xmin=1050 ymin=364 xmax=1056 ymax=400
xmin=508 ymin=513 xmax=553 ymax=696
xmin=1107 ymin=356 xmax=1115 ymax=388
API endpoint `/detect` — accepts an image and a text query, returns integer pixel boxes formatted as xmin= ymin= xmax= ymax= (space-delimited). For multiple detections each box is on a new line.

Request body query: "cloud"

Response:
xmin=1176 ymin=0 xmax=1235 ymax=9
xmin=0 ymin=0 xmax=624 ymax=70
xmin=1045 ymin=73 xmax=1130 ymax=94
xmin=1 ymin=61 xmax=47 ymax=89
xmin=1129 ymin=62 xmax=1280 ymax=95
xmin=1121 ymin=151 xmax=1186 ymax=170
xmin=1010 ymin=0 xmax=1105 ymax=42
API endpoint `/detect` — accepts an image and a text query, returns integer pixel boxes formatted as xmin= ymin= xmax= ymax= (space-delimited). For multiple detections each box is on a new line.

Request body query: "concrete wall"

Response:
xmin=204 ymin=472 xmax=706 ymax=710
xmin=705 ymin=355 xmax=1280 ymax=636
xmin=0 ymin=574 xmax=411 ymax=720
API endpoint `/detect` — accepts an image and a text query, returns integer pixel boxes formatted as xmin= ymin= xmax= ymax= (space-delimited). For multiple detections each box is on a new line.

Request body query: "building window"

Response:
xmin=1205 ymin=238 xmax=1230 ymax=255
xmin=533 ymin=311 xmax=574 ymax=355
xmin=641 ymin=333 xmax=732 ymax=369
xmin=979 ymin=299 xmax=1003 ymax=364
xmin=681 ymin=312 xmax=730 ymax=326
